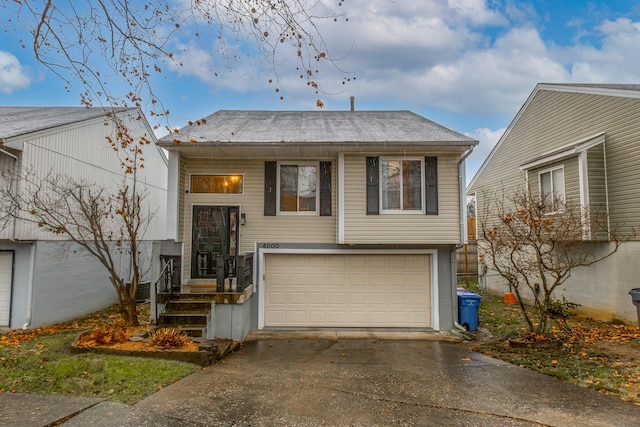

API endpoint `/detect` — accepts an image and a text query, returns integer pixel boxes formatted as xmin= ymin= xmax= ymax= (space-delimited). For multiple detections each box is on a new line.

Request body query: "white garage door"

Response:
xmin=0 ymin=252 xmax=13 ymax=326
xmin=264 ymin=253 xmax=431 ymax=328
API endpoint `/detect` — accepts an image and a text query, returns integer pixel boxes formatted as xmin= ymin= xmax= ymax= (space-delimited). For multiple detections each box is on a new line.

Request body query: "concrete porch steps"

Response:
xmin=158 ymin=295 xmax=214 ymax=338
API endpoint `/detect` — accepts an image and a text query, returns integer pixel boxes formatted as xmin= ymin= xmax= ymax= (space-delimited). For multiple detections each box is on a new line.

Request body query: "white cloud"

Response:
xmin=165 ymin=40 xmax=262 ymax=92
xmin=555 ymin=18 xmax=640 ymax=83
xmin=0 ymin=51 xmax=31 ymax=94
xmin=597 ymin=18 xmax=637 ymax=35
xmin=319 ymin=26 xmax=567 ymax=115
xmin=159 ymin=1 xmax=640 ymax=120
xmin=447 ymin=0 xmax=508 ymax=26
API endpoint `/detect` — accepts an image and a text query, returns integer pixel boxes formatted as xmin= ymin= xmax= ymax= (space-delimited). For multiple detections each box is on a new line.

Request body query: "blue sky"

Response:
xmin=2 ymin=1 xmax=640 ymax=182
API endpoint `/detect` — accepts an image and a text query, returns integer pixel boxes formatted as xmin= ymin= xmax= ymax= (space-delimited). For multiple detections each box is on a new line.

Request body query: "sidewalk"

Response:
xmin=0 ymin=393 xmax=200 ymax=427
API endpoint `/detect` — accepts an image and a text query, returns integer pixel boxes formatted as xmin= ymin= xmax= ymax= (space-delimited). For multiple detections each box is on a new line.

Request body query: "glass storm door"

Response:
xmin=191 ymin=206 xmax=239 ymax=279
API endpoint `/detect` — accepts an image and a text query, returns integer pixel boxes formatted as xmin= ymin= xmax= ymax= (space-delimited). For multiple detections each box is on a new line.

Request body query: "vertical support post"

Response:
xmin=216 ymin=255 xmax=225 ymax=292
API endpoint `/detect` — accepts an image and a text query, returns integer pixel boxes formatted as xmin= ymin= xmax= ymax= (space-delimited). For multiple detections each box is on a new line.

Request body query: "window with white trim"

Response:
xmin=278 ymin=162 xmax=318 ymax=214
xmin=539 ymin=166 xmax=565 ymax=212
xmin=380 ymin=158 xmax=424 ymax=212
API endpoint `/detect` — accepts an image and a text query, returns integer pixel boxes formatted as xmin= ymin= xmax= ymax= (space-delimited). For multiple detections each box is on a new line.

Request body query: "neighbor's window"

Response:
xmin=381 ymin=158 xmax=423 ymax=212
xmin=191 ymin=175 xmax=243 ymax=194
xmin=279 ymin=163 xmax=318 ymax=213
xmin=539 ymin=166 xmax=565 ymax=212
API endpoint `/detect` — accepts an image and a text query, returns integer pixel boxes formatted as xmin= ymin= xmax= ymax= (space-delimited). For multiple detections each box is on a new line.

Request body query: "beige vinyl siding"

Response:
xmin=587 ymin=144 xmax=609 ymax=240
xmin=587 ymin=144 xmax=607 ymax=211
xmin=343 ymin=154 xmax=461 ymax=244
xmin=177 ymin=159 xmax=188 ymax=242
xmin=563 ymin=157 xmax=580 ymax=204
xmin=470 ymin=90 xmax=640 ymax=238
xmin=180 ymin=158 xmax=337 ymax=282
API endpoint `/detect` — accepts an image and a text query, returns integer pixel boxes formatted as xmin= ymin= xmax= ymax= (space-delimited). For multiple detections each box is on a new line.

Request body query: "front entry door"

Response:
xmin=191 ymin=206 xmax=239 ymax=280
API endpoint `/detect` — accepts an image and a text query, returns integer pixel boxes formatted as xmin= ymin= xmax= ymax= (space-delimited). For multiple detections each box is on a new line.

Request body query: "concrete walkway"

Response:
xmin=2 ymin=338 xmax=640 ymax=426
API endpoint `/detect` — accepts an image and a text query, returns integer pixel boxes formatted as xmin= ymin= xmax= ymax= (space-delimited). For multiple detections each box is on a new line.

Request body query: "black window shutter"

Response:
xmin=425 ymin=157 xmax=438 ymax=215
xmin=264 ymin=161 xmax=277 ymax=216
xmin=319 ymin=161 xmax=332 ymax=216
xmin=366 ymin=157 xmax=380 ymax=215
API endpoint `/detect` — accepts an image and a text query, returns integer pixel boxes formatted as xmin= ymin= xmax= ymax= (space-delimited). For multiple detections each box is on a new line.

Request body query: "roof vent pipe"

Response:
xmin=350 ymin=96 xmax=355 ymax=111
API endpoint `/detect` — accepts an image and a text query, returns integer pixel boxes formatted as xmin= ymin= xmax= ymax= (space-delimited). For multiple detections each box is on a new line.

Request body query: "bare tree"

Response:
xmin=2 ymin=0 xmax=353 ymax=129
xmin=478 ymin=184 xmax=635 ymax=336
xmin=0 ymin=169 xmax=153 ymax=326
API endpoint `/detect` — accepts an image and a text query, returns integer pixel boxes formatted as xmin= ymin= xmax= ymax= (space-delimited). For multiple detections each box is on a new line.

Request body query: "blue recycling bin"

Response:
xmin=457 ymin=290 xmax=482 ymax=331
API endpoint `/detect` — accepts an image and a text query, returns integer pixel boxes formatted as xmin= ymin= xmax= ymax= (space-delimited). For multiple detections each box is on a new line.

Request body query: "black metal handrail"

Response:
xmin=154 ymin=259 xmax=174 ymax=324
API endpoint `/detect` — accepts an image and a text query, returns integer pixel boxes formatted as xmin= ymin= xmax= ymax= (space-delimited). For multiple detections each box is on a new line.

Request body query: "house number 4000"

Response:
xmin=262 ymin=243 xmax=280 ymax=249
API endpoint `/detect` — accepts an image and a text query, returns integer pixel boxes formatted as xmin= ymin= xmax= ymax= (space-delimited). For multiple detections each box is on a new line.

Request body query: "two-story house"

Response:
xmin=468 ymin=84 xmax=640 ymax=324
xmin=158 ymin=110 xmax=477 ymax=340
xmin=0 ymin=107 xmax=167 ymax=329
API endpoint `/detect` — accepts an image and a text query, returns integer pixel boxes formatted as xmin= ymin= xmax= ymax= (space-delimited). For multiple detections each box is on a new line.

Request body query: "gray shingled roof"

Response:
xmin=159 ymin=110 xmax=477 ymax=146
xmin=0 ymin=107 xmax=128 ymax=140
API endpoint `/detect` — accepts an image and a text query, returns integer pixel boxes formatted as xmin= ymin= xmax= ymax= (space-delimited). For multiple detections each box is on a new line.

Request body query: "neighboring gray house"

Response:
xmin=468 ymin=83 xmax=640 ymax=324
xmin=158 ymin=110 xmax=477 ymax=340
xmin=0 ymin=107 xmax=168 ymax=329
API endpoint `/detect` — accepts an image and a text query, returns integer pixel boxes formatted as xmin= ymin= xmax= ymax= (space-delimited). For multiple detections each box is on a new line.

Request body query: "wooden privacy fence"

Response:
xmin=457 ymin=240 xmax=478 ymax=276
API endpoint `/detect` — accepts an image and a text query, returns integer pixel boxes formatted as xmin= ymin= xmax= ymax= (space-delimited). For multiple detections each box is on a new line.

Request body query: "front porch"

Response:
xmin=152 ymin=252 xmax=255 ymax=341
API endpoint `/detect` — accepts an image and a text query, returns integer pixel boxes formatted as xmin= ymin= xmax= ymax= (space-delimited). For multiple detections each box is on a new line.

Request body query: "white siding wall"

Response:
xmin=0 ymin=152 xmax=19 ymax=240
xmin=12 ymin=112 xmax=167 ymax=241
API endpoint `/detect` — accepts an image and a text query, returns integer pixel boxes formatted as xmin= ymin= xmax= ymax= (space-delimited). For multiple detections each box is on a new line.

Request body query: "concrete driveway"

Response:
xmin=134 ymin=336 xmax=640 ymax=426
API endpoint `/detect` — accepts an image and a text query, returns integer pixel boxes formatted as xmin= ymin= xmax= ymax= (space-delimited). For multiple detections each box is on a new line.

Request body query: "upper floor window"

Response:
xmin=278 ymin=163 xmax=318 ymax=213
xmin=191 ymin=175 xmax=243 ymax=194
xmin=539 ymin=166 xmax=565 ymax=212
xmin=380 ymin=158 xmax=424 ymax=212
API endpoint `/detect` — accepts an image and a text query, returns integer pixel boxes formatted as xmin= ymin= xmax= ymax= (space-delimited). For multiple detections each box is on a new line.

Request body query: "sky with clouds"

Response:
xmin=2 ymin=0 xmax=640 ymax=183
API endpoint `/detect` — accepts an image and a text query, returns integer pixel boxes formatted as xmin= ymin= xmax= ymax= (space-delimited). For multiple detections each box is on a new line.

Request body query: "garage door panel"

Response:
xmin=289 ymin=311 xmax=307 ymax=323
xmin=308 ymin=292 xmax=326 ymax=304
xmin=265 ymin=253 xmax=431 ymax=328
xmin=349 ymin=292 xmax=367 ymax=304
xmin=269 ymin=291 xmax=289 ymax=305
xmin=0 ymin=252 xmax=12 ymax=326
xmin=308 ymin=311 xmax=327 ymax=323
xmin=309 ymin=273 xmax=326 ymax=286
xmin=329 ymin=256 xmax=348 ymax=268
xmin=348 ymin=311 xmax=367 ymax=323
xmin=288 ymin=292 xmax=307 ymax=305
xmin=369 ymin=292 xmax=386 ymax=304
xmin=328 ymin=292 xmax=347 ymax=304
xmin=348 ymin=273 xmax=367 ymax=286
xmin=369 ymin=275 xmax=388 ymax=286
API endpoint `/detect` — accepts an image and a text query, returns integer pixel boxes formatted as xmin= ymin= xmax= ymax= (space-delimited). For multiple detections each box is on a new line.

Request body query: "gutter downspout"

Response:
xmin=453 ymin=146 xmax=475 ymax=332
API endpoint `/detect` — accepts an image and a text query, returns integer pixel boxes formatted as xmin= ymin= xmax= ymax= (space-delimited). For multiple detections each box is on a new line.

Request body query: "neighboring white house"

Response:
xmin=0 ymin=107 xmax=168 ymax=329
xmin=158 ymin=110 xmax=477 ymax=340
xmin=468 ymin=83 xmax=640 ymax=324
